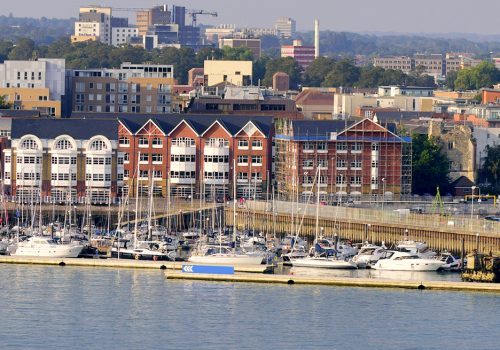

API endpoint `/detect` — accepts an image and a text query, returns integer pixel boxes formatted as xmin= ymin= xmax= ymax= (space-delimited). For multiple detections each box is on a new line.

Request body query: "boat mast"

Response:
xmin=133 ymin=152 xmax=140 ymax=249
xmin=232 ymin=158 xmax=236 ymax=254
xmin=315 ymin=167 xmax=320 ymax=242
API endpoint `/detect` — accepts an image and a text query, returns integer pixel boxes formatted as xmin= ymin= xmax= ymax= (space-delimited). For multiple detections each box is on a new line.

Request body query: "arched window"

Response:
xmin=21 ymin=138 xmax=38 ymax=150
xmin=55 ymin=139 xmax=73 ymax=150
xmin=90 ymin=139 xmax=107 ymax=151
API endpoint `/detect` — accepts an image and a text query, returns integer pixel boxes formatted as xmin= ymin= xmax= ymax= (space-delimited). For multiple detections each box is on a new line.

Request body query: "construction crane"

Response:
xmin=187 ymin=9 xmax=217 ymax=27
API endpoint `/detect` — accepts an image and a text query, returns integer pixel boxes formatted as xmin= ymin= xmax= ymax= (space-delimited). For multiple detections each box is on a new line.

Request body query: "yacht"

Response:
xmin=110 ymin=239 xmax=175 ymax=261
xmin=12 ymin=236 xmax=83 ymax=258
xmin=436 ymin=252 xmax=462 ymax=271
xmin=351 ymin=243 xmax=386 ymax=268
xmin=396 ymin=240 xmax=437 ymax=258
xmin=291 ymin=243 xmax=357 ymax=269
xmin=371 ymin=250 xmax=446 ymax=271
xmin=188 ymin=244 xmax=265 ymax=265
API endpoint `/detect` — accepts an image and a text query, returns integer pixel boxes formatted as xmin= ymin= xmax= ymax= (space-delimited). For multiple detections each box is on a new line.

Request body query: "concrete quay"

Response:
xmin=0 ymin=256 xmax=269 ymax=273
xmin=165 ymin=271 xmax=500 ymax=293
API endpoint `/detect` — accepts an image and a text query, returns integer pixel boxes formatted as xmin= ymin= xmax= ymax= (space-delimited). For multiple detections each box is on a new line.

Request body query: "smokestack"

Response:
xmin=314 ymin=19 xmax=319 ymax=58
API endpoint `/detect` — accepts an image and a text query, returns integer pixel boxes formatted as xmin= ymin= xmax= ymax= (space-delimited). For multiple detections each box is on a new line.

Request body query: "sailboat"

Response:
xmin=290 ymin=168 xmax=357 ymax=269
xmin=188 ymin=159 xmax=264 ymax=265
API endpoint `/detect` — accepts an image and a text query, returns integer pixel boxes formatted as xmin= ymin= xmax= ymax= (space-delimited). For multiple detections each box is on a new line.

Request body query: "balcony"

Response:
xmin=170 ymin=162 xmax=196 ymax=172
xmin=204 ymin=178 xmax=229 ymax=185
xmin=204 ymin=163 xmax=229 ymax=172
xmin=170 ymin=178 xmax=196 ymax=185
xmin=204 ymin=146 xmax=229 ymax=156
xmin=171 ymin=145 xmax=196 ymax=155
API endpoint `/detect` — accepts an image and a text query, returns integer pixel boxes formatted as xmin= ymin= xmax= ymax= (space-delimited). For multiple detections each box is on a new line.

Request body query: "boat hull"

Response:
xmin=13 ymin=245 xmax=83 ymax=258
xmin=291 ymin=257 xmax=357 ymax=269
xmin=371 ymin=261 xmax=445 ymax=271
xmin=188 ymin=254 xmax=264 ymax=265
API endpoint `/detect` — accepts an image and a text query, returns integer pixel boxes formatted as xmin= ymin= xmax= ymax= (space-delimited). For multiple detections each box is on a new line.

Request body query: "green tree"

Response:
xmin=322 ymin=58 xmax=360 ymax=87
xmin=302 ymin=57 xmax=336 ymax=87
xmin=455 ymin=61 xmax=500 ymax=90
xmin=0 ymin=40 xmax=13 ymax=62
xmin=221 ymin=46 xmax=253 ymax=61
xmin=445 ymin=70 xmax=458 ymax=90
xmin=0 ymin=95 xmax=10 ymax=109
xmin=151 ymin=47 xmax=196 ymax=84
xmin=262 ymin=57 xmax=302 ymax=89
xmin=481 ymin=145 xmax=500 ymax=190
xmin=412 ymin=134 xmax=451 ymax=195
xmin=8 ymin=38 xmax=35 ymax=60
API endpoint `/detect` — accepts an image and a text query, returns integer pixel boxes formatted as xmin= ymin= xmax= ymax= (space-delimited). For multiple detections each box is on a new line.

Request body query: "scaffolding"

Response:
xmin=274 ymin=118 xmax=413 ymax=202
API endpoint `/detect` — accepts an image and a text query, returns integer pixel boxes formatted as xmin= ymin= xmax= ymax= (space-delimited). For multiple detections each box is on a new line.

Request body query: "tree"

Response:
xmin=302 ymin=57 xmax=336 ymax=87
xmin=322 ymin=58 xmax=360 ymax=87
xmin=221 ymin=46 xmax=253 ymax=61
xmin=445 ymin=70 xmax=458 ymax=90
xmin=262 ymin=57 xmax=302 ymax=89
xmin=8 ymin=38 xmax=35 ymax=60
xmin=412 ymin=134 xmax=451 ymax=195
xmin=481 ymin=145 xmax=500 ymax=190
xmin=0 ymin=95 xmax=10 ymax=109
xmin=455 ymin=61 xmax=500 ymax=90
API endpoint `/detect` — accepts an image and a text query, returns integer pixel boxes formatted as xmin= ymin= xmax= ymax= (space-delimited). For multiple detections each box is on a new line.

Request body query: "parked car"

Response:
xmin=484 ymin=215 xmax=500 ymax=221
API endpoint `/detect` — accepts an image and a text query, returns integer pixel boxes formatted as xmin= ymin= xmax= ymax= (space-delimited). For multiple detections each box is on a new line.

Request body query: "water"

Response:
xmin=0 ymin=265 xmax=498 ymax=350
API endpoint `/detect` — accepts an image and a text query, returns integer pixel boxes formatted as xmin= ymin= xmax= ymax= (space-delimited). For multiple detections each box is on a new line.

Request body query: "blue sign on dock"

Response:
xmin=182 ymin=265 xmax=235 ymax=275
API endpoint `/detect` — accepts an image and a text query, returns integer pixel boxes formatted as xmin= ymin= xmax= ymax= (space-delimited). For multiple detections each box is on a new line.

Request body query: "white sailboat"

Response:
xmin=188 ymin=159 xmax=264 ymax=266
xmin=290 ymin=168 xmax=357 ymax=269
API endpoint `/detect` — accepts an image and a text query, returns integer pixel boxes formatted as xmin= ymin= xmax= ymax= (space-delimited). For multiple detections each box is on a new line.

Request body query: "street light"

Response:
xmin=381 ymin=178 xmax=386 ymax=211
xmin=471 ymin=185 xmax=477 ymax=225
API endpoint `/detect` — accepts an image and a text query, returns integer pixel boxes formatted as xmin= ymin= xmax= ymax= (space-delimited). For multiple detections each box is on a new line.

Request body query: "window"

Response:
xmin=76 ymin=82 xmax=85 ymax=92
xmin=303 ymin=142 xmax=314 ymax=151
xmin=172 ymin=138 xmax=195 ymax=147
xmin=153 ymin=170 xmax=162 ymax=178
xmin=4 ymin=156 xmax=10 ymax=163
xmin=123 ymin=153 xmax=130 ymax=162
xmin=152 ymin=138 xmax=162 ymax=147
xmin=252 ymin=139 xmax=263 ymax=149
xmin=238 ymin=139 xmax=249 ymax=149
xmin=336 ymin=142 xmax=347 ymax=151
xmin=371 ymin=177 xmax=378 ymax=185
xmin=238 ymin=155 xmax=248 ymax=164
xmin=351 ymin=160 xmax=362 ymax=169
xmin=138 ymin=137 xmax=148 ymax=147
xmin=90 ymin=139 xmax=107 ymax=151
xmin=118 ymin=157 xmax=124 ymax=165
xmin=21 ymin=138 xmax=38 ymax=150
xmin=55 ymin=139 xmax=73 ymax=150
xmin=251 ymin=155 xmax=262 ymax=165
xmin=318 ymin=159 xmax=328 ymax=168
xmin=302 ymin=159 xmax=313 ymax=168
xmin=238 ymin=172 xmax=248 ymax=180
xmin=117 ymin=173 xmax=124 ymax=181
xmin=58 ymin=157 xmax=70 ymax=164
xmin=448 ymin=141 xmax=454 ymax=150
xmin=205 ymin=138 xmax=229 ymax=148
xmin=371 ymin=143 xmax=380 ymax=151
xmin=93 ymin=174 xmax=104 ymax=181
xmin=105 ymin=174 xmax=111 ymax=182
xmin=119 ymin=137 xmax=130 ymax=146
xmin=152 ymin=154 xmax=163 ymax=163
xmin=336 ymin=159 xmax=346 ymax=168
xmin=124 ymin=170 xmax=130 ymax=178
xmin=371 ymin=160 xmax=379 ymax=168
xmin=105 ymin=157 xmax=111 ymax=165
xmin=93 ymin=157 xmax=105 ymax=165
xmin=139 ymin=153 xmax=149 ymax=162
xmin=336 ymin=175 xmax=346 ymax=185
xmin=352 ymin=143 xmax=362 ymax=152
xmin=317 ymin=142 xmax=327 ymax=151
xmin=350 ymin=176 xmax=361 ymax=185
xmin=86 ymin=157 xmax=92 ymax=165
xmin=251 ymin=172 xmax=262 ymax=180
xmin=204 ymin=155 xmax=229 ymax=163
xmin=171 ymin=155 xmax=196 ymax=162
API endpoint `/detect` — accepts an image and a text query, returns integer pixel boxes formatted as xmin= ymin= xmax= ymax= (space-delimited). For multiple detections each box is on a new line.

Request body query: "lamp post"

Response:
xmin=471 ymin=185 xmax=477 ymax=226
xmin=381 ymin=178 xmax=386 ymax=211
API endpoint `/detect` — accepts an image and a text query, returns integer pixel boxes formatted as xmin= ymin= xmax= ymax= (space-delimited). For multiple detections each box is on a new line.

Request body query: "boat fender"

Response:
xmin=135 ymin=254 xmax=140 ymax=260
xmin=159 ymin=265 xmax=167 ymax=270
xmin=153 ymin=255 xmax=158 ymax=261
xmin=166 ymin=237 xmax=173 ymax=244
xmin=287 ymin=279 xmax=295 ymax=285
xmin=417 ymin=283 xmax=425 ymax=290
xmin=59 ymin=261 xmax=66 ymax=267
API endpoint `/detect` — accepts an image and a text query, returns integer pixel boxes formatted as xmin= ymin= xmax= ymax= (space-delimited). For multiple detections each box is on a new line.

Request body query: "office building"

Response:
xmin=281 ymin=40 xmax=315 ymax=69
xmin=72 ymin=6 xmax=112 ymax=45
xmin=275 ymin=17 xmax=296 ymax=38
xmin=67 ymin=62 xmax=175 ymax=114
xmin=203 ymin=60 xmax=253 ymax=87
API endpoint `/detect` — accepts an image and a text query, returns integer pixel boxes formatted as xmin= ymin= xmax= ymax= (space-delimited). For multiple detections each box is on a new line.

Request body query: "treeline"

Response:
xmin=0 ymin=37 xmax=440 ymax=88
xmin=297 ymin=31 xmax=500 ymax=58
xmin=0 ymin=15 xmax=74 ymax=45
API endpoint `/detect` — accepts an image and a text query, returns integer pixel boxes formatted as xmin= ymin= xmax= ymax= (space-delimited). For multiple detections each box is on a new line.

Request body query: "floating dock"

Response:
xmin=165 ymin=271 xmax=500 ymax=293
xmin=0 ymin=256 xmax=269 ymax=273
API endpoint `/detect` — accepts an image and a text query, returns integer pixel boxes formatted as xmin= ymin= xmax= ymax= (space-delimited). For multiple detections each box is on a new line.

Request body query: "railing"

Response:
xmin=246 ymin=200 xmax=500 ymax=237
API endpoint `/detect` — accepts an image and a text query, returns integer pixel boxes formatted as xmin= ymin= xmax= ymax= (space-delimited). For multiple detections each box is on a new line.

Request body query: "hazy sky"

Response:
xmin=2 ymin=0 xmax=500 ymax=35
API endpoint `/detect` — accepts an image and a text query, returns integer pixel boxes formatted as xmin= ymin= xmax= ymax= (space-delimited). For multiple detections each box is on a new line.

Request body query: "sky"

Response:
xmin=2 ymin=0 xmax=500 ymax=35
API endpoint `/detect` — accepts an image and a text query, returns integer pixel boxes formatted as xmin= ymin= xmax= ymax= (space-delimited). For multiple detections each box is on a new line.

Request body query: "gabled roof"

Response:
xmin=11 ymin=119 xmax=117 ymax=140
xmin=200 ymin=119 xmax=232 ymax=137
xmin=135 ymin=118 xmax=166 ymax=136
xmin=235 ymin=121 xmax=265 ymax=137
xmin=339 ymin=118 xmax=402 ymax=140
xmin=167 ymin=119 xmax=200 ymax=136
xmin=451 ymin=176 xmax=475 ymax=188
xmin=295 ymin=90 xmax=334 ymax=106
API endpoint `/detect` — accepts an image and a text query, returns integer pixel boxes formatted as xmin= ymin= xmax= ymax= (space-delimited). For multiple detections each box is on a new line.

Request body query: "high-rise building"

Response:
xmin=203 ymin=60 xmax=253 ymax=86
xmin=0 ymin=58 xmax=65 ymax=117
xmin=68 ymin=63 xmax=175 ymax=114
xmin=219 ymin=38 xmax=261 ymax=58
xmin=281 ymin=40 xmax=315 ymax=69
xmin=72 ymin=6 xmax=112 ymax=45
xmin=275 ymin=17 xmax=296 ymax=38
xmin=136 ymin=5 xmax=171 ymax=36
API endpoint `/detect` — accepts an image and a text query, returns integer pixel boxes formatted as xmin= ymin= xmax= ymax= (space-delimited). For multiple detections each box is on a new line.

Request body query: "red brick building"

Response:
xmin=118 ymin=115 xmax=273 ymax=199
xmin=274 ymin=118 xmax=412 ymax=201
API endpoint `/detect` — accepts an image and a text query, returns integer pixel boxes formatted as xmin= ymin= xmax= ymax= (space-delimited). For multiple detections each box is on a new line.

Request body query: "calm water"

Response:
xmin=0 ymin=265 xmax=498 ymax=350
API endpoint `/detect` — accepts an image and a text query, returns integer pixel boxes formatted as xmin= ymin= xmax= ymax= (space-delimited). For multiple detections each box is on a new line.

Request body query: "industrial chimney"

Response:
xmin=314 ymin=19 xmax=319 ymax=58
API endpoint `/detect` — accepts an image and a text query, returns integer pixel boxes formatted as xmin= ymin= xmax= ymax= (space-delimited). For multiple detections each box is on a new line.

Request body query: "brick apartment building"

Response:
xmin=274 ymin=118 xmax=412 ymax=201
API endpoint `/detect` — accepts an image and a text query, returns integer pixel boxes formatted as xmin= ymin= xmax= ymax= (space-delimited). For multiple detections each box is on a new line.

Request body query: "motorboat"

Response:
xmin=371 ymin=250 xmax=446 ymax=271
xmin=12 ymin=236 xmax=83 ymax=258
xmin=436 ymin=252 xmax=462 ymax=271
xmin=110 ymin=239 xmax=175 ymax=261
xmin=188 ymin=244 xmax=265 ymax=265
xmin=291 ymin=256 xmax=357 ymax=269
xmin=396 ymin=240 xmax=437 ymax=258
xmin=351 ymin=243 xmax=386 ymax=268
